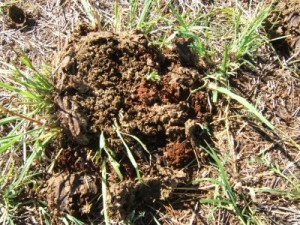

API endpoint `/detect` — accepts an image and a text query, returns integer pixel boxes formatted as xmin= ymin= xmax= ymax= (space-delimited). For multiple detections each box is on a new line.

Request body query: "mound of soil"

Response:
xmin=45 ymin=25 xmax=212 ymax=222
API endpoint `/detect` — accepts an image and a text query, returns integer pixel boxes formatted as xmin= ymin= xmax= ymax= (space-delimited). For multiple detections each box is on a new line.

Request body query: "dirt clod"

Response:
xmin=42 ymin=172 xmax=100 ymax=217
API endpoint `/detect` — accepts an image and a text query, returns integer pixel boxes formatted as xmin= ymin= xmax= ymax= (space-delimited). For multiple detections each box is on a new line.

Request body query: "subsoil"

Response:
xmin=44 ymin=25 xmax=213 ymax=223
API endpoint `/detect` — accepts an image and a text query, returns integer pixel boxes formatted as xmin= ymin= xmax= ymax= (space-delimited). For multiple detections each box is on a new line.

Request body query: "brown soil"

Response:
xmin=267 ymin=0 xmax=300 ymax=55
xmin=41 ymin=172 xmax=100 ymax=217
xmin=44 ymin=25 xmax=212 ymax=222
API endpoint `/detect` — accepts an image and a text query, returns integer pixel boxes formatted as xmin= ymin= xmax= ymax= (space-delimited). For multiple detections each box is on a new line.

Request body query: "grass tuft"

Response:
xmin=0 ymin=55 xmax=58 ymax=224
xmin=195 ymin=144 xmax=258 ymax=225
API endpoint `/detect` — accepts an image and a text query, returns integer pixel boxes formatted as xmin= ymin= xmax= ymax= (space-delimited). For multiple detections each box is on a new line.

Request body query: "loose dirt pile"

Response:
xmin=44 ymin=25 xmax=212 ymax=222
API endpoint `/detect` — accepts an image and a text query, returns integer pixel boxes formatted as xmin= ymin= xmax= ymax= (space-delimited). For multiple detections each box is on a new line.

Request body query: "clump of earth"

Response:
xmin=44 ymin=25 xmax=212 ymax=222
xmin=267 ymin=0 xmax=300 ymax=55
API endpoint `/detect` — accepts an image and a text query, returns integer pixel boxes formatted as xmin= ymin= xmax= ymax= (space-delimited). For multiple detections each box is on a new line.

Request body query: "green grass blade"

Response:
xmin=118 ymin=133 xmax=138 ymax=172
xmin=0 ymin=136 xmax=20 ymax=153
xmin=220 ymin=45 xmax=229 ymax=75
xmin=102 ymin=160 xmax=109 ymax=225
xmin=13 ymin=130 xmax=54 ymax=188
xmin=79 ymin=0 xmax=97 ymax=27
xmin=104 ymin=146 xmax=123 ymax=181
xmin=64 ymin=214 xmax=85 ymax=225
xmin=201 ymin=144 xmax=250 ymax=224
xmin=32 ymin=72 xmax=52 ymax=90
xmin=208 ymin=83 xmax=274 ymax=129
xmin=0 ymin=116 xmax=19 ymax=125
xmin=113 ymin=0 xmax=121 ymax=31
xmin=99 ymin=132 xmax=123 ymax=180
xmin=108 ymin=158 xmax=123 ymax=181
xmin=121 ymin=132 xmax=151 ymax=156
xmin=19 ymin=55 xmax=35 ymax=71
xmin=113 ymin=119 xmax=141 ymax=180
xmin=253 ymin=188 xmax=295 ymax=199
xmin=231 ymin=4 xmax=269 ymax=59
xmin=169 ymin=3 xmax=187 ymax=30
xmin=0 ymin=125 xmax=39 ymax=153
xmin=13 ymin=146 xmax=42 ymax=188
xmin=0 ymin=82 xmax=39 ymax=100
xmin=12 ymin=57 xmax=52 ymax=91
xmin=137 ymin=0 xmax=153 ymax=29
xmin=11 ymin=75 xmax=50 ymax=94
xmin=129 ymin=0 xmax=139 ymax=29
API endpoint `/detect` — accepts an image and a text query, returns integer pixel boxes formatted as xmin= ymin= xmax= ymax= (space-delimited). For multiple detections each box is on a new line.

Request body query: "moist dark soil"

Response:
xmin=44 ymin=25 xmax=213 ymax=223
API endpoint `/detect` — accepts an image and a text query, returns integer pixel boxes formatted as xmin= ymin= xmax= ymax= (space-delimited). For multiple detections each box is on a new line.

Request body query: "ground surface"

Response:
xmin=0 ymin=0 xmax=299 ymax=225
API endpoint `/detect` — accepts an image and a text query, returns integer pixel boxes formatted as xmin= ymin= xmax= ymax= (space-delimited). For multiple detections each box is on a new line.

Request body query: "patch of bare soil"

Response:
xmin=44 ymin=25 xmax=212 ymax=222
xmin=267 ymin=0 xmax=300 ymax=56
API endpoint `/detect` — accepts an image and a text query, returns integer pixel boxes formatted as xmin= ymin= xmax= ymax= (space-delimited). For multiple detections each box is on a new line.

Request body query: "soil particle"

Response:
xmin=108 ymin=178 xmax=162 ymax=219
xmin=164 ymin=141 xmax=193 ymax=167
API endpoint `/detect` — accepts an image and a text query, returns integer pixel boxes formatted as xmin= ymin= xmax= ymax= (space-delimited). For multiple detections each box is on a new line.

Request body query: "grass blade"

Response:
xmin=137 ymin=0 xmax=153 ymax=29
xmin=113 ymin=119 xmax=141 ymax=180
xmin=64 ymin=214 xmax=85 ymax=225
xmin=0 ymin=136 xmax=20 ymax=153
xmin=102 ymin=160 xmax=109 ymax=225
xmin=13 ymin=130 xmax=55 ymax=188
xmin=0 ymin=82 xmax=38 ymax=100
xmin=129 ymin=0 xmax=139 ymax=29
xmin=79 ymin=0 xmax=97 ymax=27
xmin=99 ymin=132 xmax=123 ymax=181
xmin=0 ymin=116 xmax=19 ymax=125
xmin=169 ymin=3 xmax=187 ymax=30
xmin=208 ymin=83 xmax=274 ymax=129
